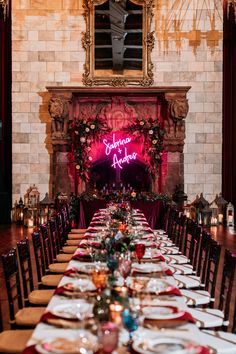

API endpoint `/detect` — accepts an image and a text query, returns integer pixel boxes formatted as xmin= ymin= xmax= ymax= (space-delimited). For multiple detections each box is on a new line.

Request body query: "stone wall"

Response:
xmin=12 ymin=0 xmax=223 ymax=204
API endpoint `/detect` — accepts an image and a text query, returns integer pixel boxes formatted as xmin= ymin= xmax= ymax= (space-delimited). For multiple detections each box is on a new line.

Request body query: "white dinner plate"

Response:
xmin=142 ymin=306 xmax=184 ymax=320
xmin=36 ymin=331 xmax=97 ymax=354
xmin=63 ymin=279 xmax=96 ymax=292
xmin=51 ymin=302 xmax=91 ymax=320
xmin=132 ymin=263 xmax=163 ymax=273
xmin=133 ymin=337 xmax=202 ymax=354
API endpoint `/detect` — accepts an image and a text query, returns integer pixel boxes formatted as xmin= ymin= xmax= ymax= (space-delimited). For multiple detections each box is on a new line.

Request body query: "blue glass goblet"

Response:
xmin=122 ymin=308 xmax=139 ymax=347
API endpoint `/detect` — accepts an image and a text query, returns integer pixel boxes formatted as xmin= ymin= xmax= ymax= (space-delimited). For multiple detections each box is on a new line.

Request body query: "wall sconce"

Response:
xmin=0 ymin=0 xmax=9 ymax=21
xmin=226 ymin=202 xmax=234 ymax=227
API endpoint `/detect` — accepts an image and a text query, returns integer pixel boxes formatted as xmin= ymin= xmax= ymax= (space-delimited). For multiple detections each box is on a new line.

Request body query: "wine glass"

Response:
xmin=97 ymin=322 xmax=119 ymax=354
xmin=118 ymin=257 xmax=132 ymax=286
xmin=122 ymin=308 xmax=139 ymax=347
xmin=135 ymin=243 xmax=146 ymax=264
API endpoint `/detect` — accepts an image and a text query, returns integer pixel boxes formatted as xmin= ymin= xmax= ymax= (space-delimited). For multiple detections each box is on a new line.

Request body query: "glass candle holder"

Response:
xmin=109 ymin=303 xmax=124 ymax=326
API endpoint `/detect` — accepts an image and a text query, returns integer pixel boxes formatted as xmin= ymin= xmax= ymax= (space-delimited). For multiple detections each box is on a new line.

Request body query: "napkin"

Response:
xmin=159 ymin=286 xmax=182 ymax=296
xmin=151 ymin=254 xmax=166 ymax=262
xmin=79 ymin=242 xmax=101 ymax=249
xmin=21 ymin=345 xmax=37 ymax=354
xmin=40 ymin=311 xmax=78 ymax=323
xmin=71 ymin=252 xmax=92 ymax=262
xmin=63 ymin=268 xmax=90 ymax=277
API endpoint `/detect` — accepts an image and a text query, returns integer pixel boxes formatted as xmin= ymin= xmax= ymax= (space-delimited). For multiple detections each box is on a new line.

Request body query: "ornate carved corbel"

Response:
xmin=48 ymin=95 xmax=72 ymax=146
xmin=163 ymin=95 xmax=189 ymax=152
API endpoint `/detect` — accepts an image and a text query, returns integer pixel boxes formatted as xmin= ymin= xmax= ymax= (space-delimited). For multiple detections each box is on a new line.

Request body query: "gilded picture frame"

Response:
xmin=82 ymin=0 xmax=155 ymax=87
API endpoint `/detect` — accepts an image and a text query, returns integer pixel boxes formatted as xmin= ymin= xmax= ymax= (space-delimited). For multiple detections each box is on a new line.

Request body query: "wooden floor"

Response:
xmin=0 ymin=222 xmax=235 ymax=331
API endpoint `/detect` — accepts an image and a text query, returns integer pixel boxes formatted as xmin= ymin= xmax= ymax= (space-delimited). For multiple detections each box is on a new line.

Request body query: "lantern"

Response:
xmin=16 ymin=197 xmax=24 ymax=224
xmin=201 ymin=204 xmax=212 ymax=227
xmin=210 ymin=201 xmax=219 ymax=226
xmin=39 ymin=193 xmax=54 ymax=223
xmin=216 ymin=193 xmax=228 ymax=224
xmin=191 ymin=193 xmax=208 ymax=225
xmin=23 ymin=208 xmax=34 ymax=228
xmin=226 ymin=203 xmax=234 ymax=227
xmin=39 ymin=208 xmax=47 ymax=225
xmin=183 ymin=203 xmax=191 ymax=218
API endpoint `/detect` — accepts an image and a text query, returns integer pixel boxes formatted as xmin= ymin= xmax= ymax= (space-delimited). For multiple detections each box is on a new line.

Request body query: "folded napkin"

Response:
xmin=86 ymin=228 xmax=98 ymax=233
xmin=151 ymin=254 xmax=166 ymax=262
xmin=40 ymin=311 xmax=78 ymax=324
xmin=159 ymin=286 xmax=182 ymax=296
xmin=79 ymin=242 xmax=101 ymax=249
xmin=21 ymin=345 xmax=37 ymax=354
xmin=53 ymin=286 xmax=96 ymax=297
xmin=71 ymin=252 xmax=92 ymax=262
xmin=63 ymin=268 xmax=90 ymax=277
xmin=164 ymin=268 xmax=173 ymax=276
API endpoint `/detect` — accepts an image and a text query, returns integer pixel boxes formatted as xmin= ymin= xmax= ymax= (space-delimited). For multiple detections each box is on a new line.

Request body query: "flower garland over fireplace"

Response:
xmin=69 ymin=116 xmax=164 ymax=181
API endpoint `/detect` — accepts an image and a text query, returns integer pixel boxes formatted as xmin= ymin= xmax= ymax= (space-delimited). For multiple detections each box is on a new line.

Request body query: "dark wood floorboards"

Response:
xmin=0 ymin=223 xmax=235 ymax=331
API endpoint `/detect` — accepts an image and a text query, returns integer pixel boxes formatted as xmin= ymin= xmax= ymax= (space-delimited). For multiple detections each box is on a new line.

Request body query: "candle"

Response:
xmin=228 ymin=215 xmax=233 ymax=223
xmin=109 ymin=303 xmax=124 ymax=326
xmin=186 ymin=211 xmax=190 ymax=218
xmin=218 ymin=213 xmax=223 ymax=224
xmin=211 ymin=217 xmax=218 ymax=225
xmin=28 ymin=218 xmax=34 ymax=228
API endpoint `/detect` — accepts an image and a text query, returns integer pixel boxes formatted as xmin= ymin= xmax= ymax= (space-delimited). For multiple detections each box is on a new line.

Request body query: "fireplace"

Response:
xmin=47 ymin=86 xmax=190 ymax=198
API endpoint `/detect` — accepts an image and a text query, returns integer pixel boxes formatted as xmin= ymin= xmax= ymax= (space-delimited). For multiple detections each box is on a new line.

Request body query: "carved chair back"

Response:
xmin=32 ymin=231 xmax=47 ymax=285
xmin=196 ymin=230 xmax=211 ymax=284
xmin=1 ymin=248 xmax=23 ymax=324
xmin=40 ymin=224 xmax=53 ymax=268
xmin=204 ymin=239 xmax=221 ymax=302
xmin=219 ymin=250 xmax=236 ymax=330
xmin=16 ymin=238 xmax=34 ymax=305
xmin=48 ymin=219 xmax=60 ymax=259
xmin=183 ymin=219 xmax=200 ymax=268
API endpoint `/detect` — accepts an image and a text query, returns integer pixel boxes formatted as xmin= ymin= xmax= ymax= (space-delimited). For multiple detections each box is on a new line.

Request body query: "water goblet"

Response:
xmin=134 ymin=243 xmax=146 ymax=264
xmin=97 ymin=322 xmax=119 ymax=354
xmin=122 ymin=308 xmax=139 ymax=347
xmin=118 ymin=257 xmax=132 ymax=286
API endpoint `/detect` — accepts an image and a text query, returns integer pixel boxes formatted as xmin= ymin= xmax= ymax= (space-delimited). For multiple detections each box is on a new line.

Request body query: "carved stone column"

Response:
xmin=48 ymin=93 xmax=74 ymax=197
xmin=163 ymin=93 xmax=189 ymax=196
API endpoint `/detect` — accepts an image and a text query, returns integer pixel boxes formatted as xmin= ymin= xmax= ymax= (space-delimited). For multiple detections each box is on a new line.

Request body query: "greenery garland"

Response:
xmin=123 ymin=117 xmax=165 ymax=178
xmin=77 ymin=190 xmax=170 ymax=203
xmin=68 ymin=116 xmax=111 ymax=181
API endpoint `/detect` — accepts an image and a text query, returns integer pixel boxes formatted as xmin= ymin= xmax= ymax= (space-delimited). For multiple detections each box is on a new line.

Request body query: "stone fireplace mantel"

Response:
xmin=46 ymin=86 xmax=191 ymax=197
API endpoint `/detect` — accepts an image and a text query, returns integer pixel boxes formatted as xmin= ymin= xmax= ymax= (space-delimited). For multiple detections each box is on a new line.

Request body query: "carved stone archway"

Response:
xmin=47 ymin=86 xmax=190 ymax=197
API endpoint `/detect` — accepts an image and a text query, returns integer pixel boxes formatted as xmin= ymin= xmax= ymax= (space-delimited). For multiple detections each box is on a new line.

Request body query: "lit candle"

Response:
xmin=218 ymin=213 xmax=223 ymax=224
xmin=186 ymin=211 xmax=190 ymax=218
xmin=109 ymin=303 xmax=124 ymax=326
xmin=28 ymin=218 xmax=34 ymax=228
xmin=228 ymin=215 xmax=233 ymax=223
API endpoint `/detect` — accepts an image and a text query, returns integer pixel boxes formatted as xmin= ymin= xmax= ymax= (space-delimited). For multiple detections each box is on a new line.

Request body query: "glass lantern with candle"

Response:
xmin=201 ymin=203 xmax=212 ymax=227
xmin=226 ymin=202 xmax=234 ymax=227
xmin=210 ymin=201 xmax=219 ymax=226
xmin=216 ymin=193 xmax=228 ymax=224
xmin=16 ymin=197 xmax=24 ymax=224
xmin=39 ymin=193 xmax=54 ymax=223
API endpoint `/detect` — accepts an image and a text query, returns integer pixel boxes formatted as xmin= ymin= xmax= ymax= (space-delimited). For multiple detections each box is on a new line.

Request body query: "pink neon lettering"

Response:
xmin=111 ymin=147 xmax=137 ymax=169
xmin=103 ymin=133 xmax=132 ymax=156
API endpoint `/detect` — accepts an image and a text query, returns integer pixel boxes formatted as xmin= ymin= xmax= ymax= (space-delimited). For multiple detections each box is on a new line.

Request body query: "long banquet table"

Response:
xmin=22 ymin=206 xmax=232 ymax=354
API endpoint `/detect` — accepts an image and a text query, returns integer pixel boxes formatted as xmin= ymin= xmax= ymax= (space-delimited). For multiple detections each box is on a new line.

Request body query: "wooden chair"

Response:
xmin=1 ymin=248 xmax=45 ymax=328
xmin=0 ymin=300 xmax=33 ymax=354
xmin=32 ymin=232 xmax=67 ymax=275
xmin=199 ymin=251 xmax=236 ymax=352
xmin=188 ymin=240 xmax=225 ymax=328
xmin=19 ymin=237 xmax=61 ymax=290
xmin=41 ymin=224 xmax=72 ymax=263
xmin=16 ymin=238 xmax=54 ymax=306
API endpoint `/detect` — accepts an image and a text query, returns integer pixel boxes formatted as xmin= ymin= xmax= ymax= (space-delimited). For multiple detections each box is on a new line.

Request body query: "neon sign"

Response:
xmin=103 ymin=133 xmax=137 ymax=169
